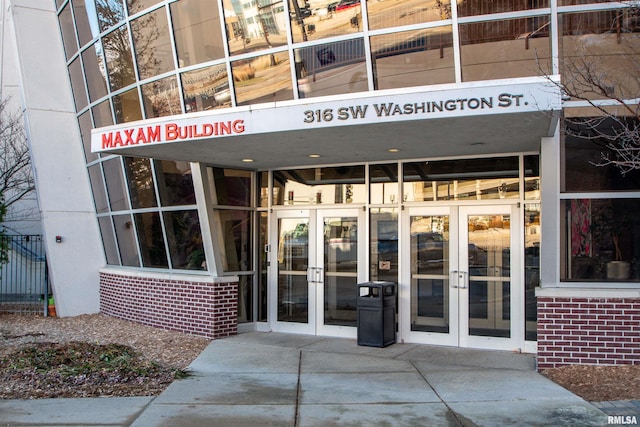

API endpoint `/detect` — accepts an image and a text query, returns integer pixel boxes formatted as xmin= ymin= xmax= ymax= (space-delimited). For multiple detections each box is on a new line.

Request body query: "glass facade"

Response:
xmin=53 ymin=0 xmax=640 ymax=334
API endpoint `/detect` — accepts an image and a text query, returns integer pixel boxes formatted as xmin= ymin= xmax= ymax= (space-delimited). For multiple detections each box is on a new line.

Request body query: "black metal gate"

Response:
xmin=0 ymin=235 xmax=48 ymax=315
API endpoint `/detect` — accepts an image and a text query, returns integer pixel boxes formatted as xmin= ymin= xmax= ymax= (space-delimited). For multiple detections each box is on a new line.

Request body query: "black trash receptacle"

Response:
xmin=357 ymin=281 xmax=396 ymax=347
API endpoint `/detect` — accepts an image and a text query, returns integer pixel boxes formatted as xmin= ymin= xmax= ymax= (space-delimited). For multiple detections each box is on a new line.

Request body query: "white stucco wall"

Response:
xmin=7 ymin=0 xmax=105 ymax=316
xmin=0 ymin=0 xmax=41 ymax=236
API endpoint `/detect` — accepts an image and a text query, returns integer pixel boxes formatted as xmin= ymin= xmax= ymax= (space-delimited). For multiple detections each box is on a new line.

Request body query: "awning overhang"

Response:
xmin=92 ymin=77 xmax=562 ymax=169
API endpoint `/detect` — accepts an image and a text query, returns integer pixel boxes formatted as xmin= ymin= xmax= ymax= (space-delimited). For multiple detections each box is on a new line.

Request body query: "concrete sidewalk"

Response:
xmin=0 ymin=332 xmax=612 ymax=426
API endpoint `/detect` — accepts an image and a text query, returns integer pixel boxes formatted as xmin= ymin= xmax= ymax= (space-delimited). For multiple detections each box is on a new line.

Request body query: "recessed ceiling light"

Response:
xmin=387 ymin=148 xmax=400 ymax=153
xmin=308 ymin=154 xmax=321 ymax=158
xmin=241 ymin=158 xmax=254 ymax=162
xmin=470 ymin=142 xmax=485 ymax=146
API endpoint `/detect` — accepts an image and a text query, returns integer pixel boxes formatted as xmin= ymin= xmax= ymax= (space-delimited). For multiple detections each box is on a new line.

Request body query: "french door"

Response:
xmin=401 ymin=204 xmax=522 ymax=350
xmin=270 ymin=208 xmax=365 ymax=337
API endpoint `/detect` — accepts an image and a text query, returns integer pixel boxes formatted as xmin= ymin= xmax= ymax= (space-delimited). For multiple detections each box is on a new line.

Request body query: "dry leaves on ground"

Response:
xmin=542 ymin=365 xmax=640 ymax=402
xmin=0 ymin=313 xmax=210 ymax=399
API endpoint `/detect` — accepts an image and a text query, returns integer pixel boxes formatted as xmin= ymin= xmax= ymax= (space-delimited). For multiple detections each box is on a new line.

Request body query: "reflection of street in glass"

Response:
xmin=234 ymin=53 xmax=293 ymax=105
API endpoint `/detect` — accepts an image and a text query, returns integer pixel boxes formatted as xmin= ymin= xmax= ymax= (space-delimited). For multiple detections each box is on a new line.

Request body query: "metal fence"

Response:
xmin=0 ymin=235 xmax=48 ymax=316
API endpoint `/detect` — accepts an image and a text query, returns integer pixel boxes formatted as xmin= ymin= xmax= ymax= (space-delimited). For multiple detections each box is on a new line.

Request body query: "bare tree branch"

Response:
xmin=0 ymin=97 xmax=36 ymax=211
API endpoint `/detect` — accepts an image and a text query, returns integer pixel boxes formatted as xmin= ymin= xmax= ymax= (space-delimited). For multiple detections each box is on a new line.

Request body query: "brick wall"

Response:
xmin=537 ymin=297 xmax=640 ymax=369
xmin=99 ymin=270 xmax=238 ymax=339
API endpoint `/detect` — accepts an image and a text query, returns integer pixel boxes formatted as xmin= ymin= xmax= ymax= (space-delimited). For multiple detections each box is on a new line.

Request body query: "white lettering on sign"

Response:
xmin=301 ymin=93 xmax=527 ymax=124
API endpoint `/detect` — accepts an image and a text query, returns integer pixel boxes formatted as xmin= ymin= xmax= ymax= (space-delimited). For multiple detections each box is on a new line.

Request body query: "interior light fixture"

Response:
xmin=241 ymin=158 xmax=254 ymax=162
xmin=308 ymin=154 xmax=321 ymax=158
xmin=387 ymin=148 xmax=400 ymax=153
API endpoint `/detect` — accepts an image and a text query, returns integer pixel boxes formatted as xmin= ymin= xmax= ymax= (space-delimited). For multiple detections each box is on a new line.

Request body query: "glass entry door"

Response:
xmin=402 ymin=205 xmax=520 ymax=350
xmin=270 ymin=209 xmax=364 ymax=337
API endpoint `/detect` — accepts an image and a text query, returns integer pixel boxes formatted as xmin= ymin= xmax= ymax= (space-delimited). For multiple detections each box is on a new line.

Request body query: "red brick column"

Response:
xmin=537 ymin=296 xmax=640 ymax=369
xmin=99 ymin=269 xmax=238 ymax=339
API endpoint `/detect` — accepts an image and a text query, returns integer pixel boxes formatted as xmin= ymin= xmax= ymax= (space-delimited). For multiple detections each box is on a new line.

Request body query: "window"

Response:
xmin=273 ymin=166 xmax=366 ymax=205
xmin=460 ymin=16 xmax=551 ymax=81
xmin=403 ymin=157 xmax=520 ymax=202
xmin=371 ymin=28 xmax=455 ymax=90
xmin=562 ymin=199 xmax=640 ymax=281
xmin=294 ymin=39 xmax=368 ymax=98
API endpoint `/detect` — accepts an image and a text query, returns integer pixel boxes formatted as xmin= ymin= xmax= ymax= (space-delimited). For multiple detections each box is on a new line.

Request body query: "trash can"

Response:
xmin=357 ymin=281 xmax=396 ymax=347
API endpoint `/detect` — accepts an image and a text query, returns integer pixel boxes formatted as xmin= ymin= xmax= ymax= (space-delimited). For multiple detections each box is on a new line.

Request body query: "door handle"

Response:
xmin=450 ymin=270 xmax=459 ymax=288
xmin=307 ymin=267 xmax=324 ymax=284
xmin=450 ymin=270 xmax=468 ymax=289
xmin=458 ymin=271 xmax=468 ymax=289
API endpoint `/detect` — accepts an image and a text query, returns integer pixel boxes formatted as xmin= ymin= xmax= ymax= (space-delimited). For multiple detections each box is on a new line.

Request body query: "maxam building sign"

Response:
xmin=92 ymin=78 xmax=561 ymax=154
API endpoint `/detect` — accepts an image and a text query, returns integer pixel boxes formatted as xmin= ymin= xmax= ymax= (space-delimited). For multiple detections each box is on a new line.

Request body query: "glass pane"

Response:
xmin=163 ymin=210 xmax=206 ymax=270
xmin=223 ymin=0 xmax=288 ymax=56
xmin=74 ymin=0 xmax=101 ymax=46
xmin=59 ymin=3 xmax=78 ymax=60
xmin=295 ymin=39 xmax=368 ymax=98
xmin=214 ymin=209 xmax=252 ymax=272
xmin=131 ymin=7 xmax=174 ymax=80
xmin=79 ymin=111 xmax=98 ymax=163
xmin=561 ymin=11 xmax=640 ymax=101
xmin=88 ymin=163 xmax=109 ymax=213
xmin=290 ymin=0 xmax=361 ymax=43
xmin=113 ymin=88 xmax=143 ymax=123
xmin=278 ymin=217 xmax=309 ymax=323
xmin=134 ymin=212 xmax=169 ymax=268
xmin=403 ymin=157 xmax=520 ymax=202
xmin=124 ymin=157 xmax=157 ymax=208
xmin=410 ymin=215 xmax=449 ymax=333
xmin=370 ymin=163 xmax=398 ymax=205
xmin=258 ymin=211 xmax=268 ymax=321
xmin=182 ymin=65 xmax=231 ymax=112
xmin=468 ymin=214 xmax=511 ymax=338
xmin=371 ymin=27 xmax=455 ymax=90
xmin=562 ymin=199 xmax=640 ymax=282
xmin=232 ymin=52 xmax=293 ymax=106
xmin=370 ymin=208 xmax=397 ymax=283
xmin=113 ymin=213 xmax=140 ymax=266
xmin=82 ymin=41 xmax=109 ymax=102
xmin=563 ymin=118 xmax=640 ymax=192
xmin=524 ymin=204 xmax=540 ymax=341
xmin=324 ymin=216 xmax=357 ymax=327
xmin=211 ymin=168 xmax=252 ymax=206
xmin=92 ymin=99 xmax=114 ymax=128
xmin=524 ymin=155 xmax=540 ymax=200
xmin=460 ymin=16 xmax=551 ymax=82
xmin=458 ymin=0 xmax=548 ymax=18
xmin=98 ymin=216 xmax=120 ymax=265
xmin=127 ymin=0 xmax=161 ymax=15
xmin=96 ymin=0 xmax=126 ymax=32
xmin=171 ymin=0 xmax=225 ymax=67
xmin=69 ymin=58 xmax=88 ymax=111
xmin=258 ymin=171 xmax=269 ymax=208
xmin=102 ymin=156 xmax=130 ymax=211
xmin=274 ymin=166 xmax=365 ymax=205
xmin=103 ymin=25 xmax=136 ymax=91
xmin=368 ymin=0 xmax=450 ymax=30
xmin=238 ymin=275 xmax=253 ymax=323
xmin=141 ymin=76 xmax=182 ymax=118
xmin=559 ymin=0 xmax=620 ymax=5
xmin=154 ymin=160 xmax=196 ymax=206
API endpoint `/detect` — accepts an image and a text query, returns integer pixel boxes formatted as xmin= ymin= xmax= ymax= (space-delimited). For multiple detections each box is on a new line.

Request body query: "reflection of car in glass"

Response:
xmin=213 ymin=82 xmax=231 ymax=105
xmin=335 ymin=0 xmax=359 ymax=12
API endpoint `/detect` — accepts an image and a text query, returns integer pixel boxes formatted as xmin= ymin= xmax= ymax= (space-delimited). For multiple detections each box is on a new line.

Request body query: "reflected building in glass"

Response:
xmin=4 ymin=0 xmax=640 ymax=369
